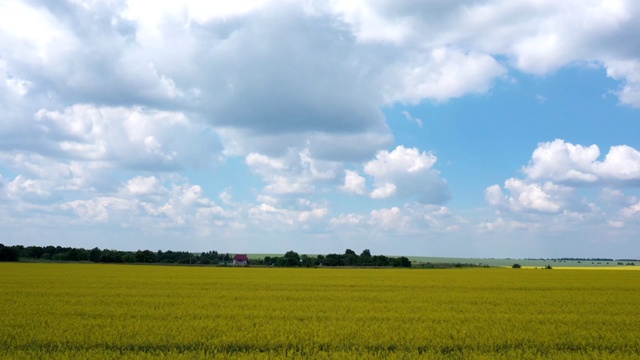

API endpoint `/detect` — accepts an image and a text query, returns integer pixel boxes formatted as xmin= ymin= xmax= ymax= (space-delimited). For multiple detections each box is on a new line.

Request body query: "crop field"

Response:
xmin=405 ymin=256 xmax=638 ymax=268
xmin=1 ymin=263 xmax=639 ymax=359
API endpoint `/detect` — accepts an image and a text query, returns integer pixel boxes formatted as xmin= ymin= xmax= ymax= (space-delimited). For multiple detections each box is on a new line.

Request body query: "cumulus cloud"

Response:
xmin=32 ymin=105 xmax=220 ymax=170
xmin=486 ymin=139 xmax=640 ymax=235
xmin=606 ymin=60 xmax=640 ymax=107
xmin=383 ymin=47 xmax=507 ymax=104
xmin=485 ymin=178 xmax=572 ymax=213
xmin=2 ymin=0 xmax=639 ymax=172
xmin=11 ymin=0 xmax=638 ymax=170
xmin=329 ymin=0 xmax=640 ymax=106
xmin=364 ymin=146 xmax=449 ymax=204
xmin=60 ymin=177 xmax=228 ymax=231
xmin=2 ymin=175 xmax=52 ymax=202
xmin=247 ymin=199 xmax=329 ymax=230
xmin=524 ymin=139 xmax=640 ymax=185
xmin=330 ymin=203 xmax=463 ymax=235
xmin=245 ymin=149 xmax=341 ymax=196
xmin=340 ymin=170 xmax=366 ymax=195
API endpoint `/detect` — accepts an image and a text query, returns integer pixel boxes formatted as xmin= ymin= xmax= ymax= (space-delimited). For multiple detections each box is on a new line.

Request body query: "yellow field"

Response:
xmin=510 ymin=266 xmax=640 ymax=270
xmin=1 ymin=263 xmax=639 ymax=359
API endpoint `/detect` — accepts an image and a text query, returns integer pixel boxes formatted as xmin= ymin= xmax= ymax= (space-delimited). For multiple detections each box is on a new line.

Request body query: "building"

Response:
xmin=233 ymin=254 xmax=249 ymax=266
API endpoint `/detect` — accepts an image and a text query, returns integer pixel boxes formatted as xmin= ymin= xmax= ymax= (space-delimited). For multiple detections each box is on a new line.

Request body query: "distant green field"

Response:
xmin=245 ymin=253 xmax=283 ymax=260
xmin=405 ymin=256 xmax=637 ymax=268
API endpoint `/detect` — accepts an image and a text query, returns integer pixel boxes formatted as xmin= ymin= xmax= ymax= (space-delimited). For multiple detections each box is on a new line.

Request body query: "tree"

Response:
xmin=89 ymin=247 xmax=102 ymax=262
xmin=372 ymin=255 xmax=389 ymax=267
xmin=284 ymin=251 xmax=300 ymax=266
xmin=399 ymin=256 xmax=411 ymax=268
xmin=512 ymin=264 xmax=521 ymax=268
xmin=0 ymin=244 xmax=19 ymax=261
xmin=135 ymin=250 xmax=157 ymax=263
xmin=67 ymin=248 xmax=87 ymax=261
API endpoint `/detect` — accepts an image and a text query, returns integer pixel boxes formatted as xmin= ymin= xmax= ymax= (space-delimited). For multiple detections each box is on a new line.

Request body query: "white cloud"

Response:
xmin=246 ymin=153 xmax=287 ymax=171
xmin=3 ymin=175 xmax=51 ymax=202
xmin=364 ymin=146 xmax=449 ymax=204
xmin=402 ymin=111 xmax=423 ymax=128
xmin=606 ymin=60 xmax=640 ymax=108
xmin=608 ymin=220 xmax=625 ymax=228
xmin=246 ymin=199 xmax=329 ymax=229
xmin=327 ymin=0 xmax=412 ymax=44
xmin=298 ymin=208 xmax=328 ymax=222
xmin=369 ymin=207 xmax=403 ymax=230
xmin=620 ymin=203 xmax=640 ymax=218
xmin=384 ymin=47 xmax=506 ymax=104
xmin=486 ymin=139 xmax=640 ymax=238
xmin=524 ymin=139 xmax=600 ymax=183
xmin=32 ymin=105 xmax=219 ymax=170
xmin=329 ymin=203 xmax=464 ymax=235
xmin=593 ymin=145 xmax=640 ymax=181
xmin=524 ymin=139 xmax=640 ymax=184
xmin=330 ymin=213 xmax=365 ymax=226
xmin=63 ymin=197 xmax=138 ymax=223
xmin=486 ymin=178 xmax=570 ymax=213
xmin=370 ymin=183 xmax=397 ymax=199
xmin=340 ymin=170 xmax=366 ymax=195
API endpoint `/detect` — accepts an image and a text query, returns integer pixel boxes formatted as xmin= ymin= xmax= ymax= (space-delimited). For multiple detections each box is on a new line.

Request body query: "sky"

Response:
xmin=1 ymin=0 xmax=640 ymax=258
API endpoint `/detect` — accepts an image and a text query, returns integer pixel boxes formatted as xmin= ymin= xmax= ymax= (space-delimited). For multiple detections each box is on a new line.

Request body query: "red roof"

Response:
xmin=233 ymin=254 xmax=249 ymax=262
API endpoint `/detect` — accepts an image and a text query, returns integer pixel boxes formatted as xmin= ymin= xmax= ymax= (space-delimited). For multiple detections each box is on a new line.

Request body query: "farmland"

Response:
xmin=1 ymin=263 xmax=639 ymax=359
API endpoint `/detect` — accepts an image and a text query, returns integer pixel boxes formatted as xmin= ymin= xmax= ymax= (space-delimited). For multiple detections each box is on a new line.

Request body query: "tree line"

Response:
xmin=265 ymin=249 xmax=411 ymax=267
xmin=0 ymin=244 xmax=411 ymax=267
xmin=0 ymin=244 xmax=227 ymax=264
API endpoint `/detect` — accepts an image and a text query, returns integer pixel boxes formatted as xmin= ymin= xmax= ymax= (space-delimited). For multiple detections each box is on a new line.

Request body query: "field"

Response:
xmin=1 ymin=264 xmax=639 ymax=359
xmin=246 ymin=254 xmax=638 ymax=268
xmin=404 ymin=256 xmax=638 ymax=268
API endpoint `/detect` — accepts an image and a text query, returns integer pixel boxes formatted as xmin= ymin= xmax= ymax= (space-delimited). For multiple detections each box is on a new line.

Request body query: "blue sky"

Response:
xmin=1 ymin=1 xmax=640 ymax=258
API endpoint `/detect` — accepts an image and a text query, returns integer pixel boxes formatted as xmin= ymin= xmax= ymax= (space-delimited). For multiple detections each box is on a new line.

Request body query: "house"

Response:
xmin=233 ymin=254 xmax=249 ymax=266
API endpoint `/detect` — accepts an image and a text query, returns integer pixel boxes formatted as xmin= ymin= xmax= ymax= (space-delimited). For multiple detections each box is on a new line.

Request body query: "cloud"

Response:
xmin=606 ymin=60 xmax=640 ymax=107
xmin=2 ymin=175 xmax=52 ymax=202
xmin=340 ymin=170 xmax=366 ymax=195
xmin=364 ymin=146 xmax=449 ymax=204
xmin=245 ymin=149 xmax=341 ymax=196
xmin=485 ymin=178 xmax=572 ymax=213
xmin=485 ymin=139 xmax=640 ymax=237
xmin=402 ymin=111 xmax=423 ymax=128
xmin=383 ymin=47 xmax=507 ymax=104
xmin=328 ymin=0 xmax=640 ymax=106
xmin=1 ymin=1 xmax=640 ymax=254
xmin=523 ymin=139 xmax=640 ymax=185
xmin=331 ymin=203 xmax=463 ymax=235
xmin=2 ymin=0 xmax=640 ymax=173
xmin=60 ymin=177 xmax=228 ymax=231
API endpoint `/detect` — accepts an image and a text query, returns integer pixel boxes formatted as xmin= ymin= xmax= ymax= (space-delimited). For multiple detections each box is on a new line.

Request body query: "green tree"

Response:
xmin=300 ymin=254 xmax=315 ymax=267
xmin=0 ymin=244 xmax=19 ymax=261
xmin=135 ymin=250 xmax=157 ymax=263
xmin=52 ymin=252 xmax=69 ymax=261
xmin=284 ymin=251 xmax=300 ymax=266
xmin=89 ymin=247 xmax=102 ymax=262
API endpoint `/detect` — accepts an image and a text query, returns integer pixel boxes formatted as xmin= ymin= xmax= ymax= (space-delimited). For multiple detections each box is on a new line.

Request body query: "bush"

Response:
xmin=512 ymin=264 xmax=521 ymax=269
